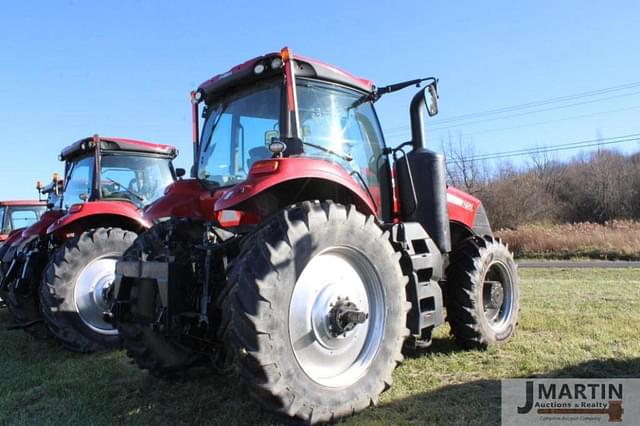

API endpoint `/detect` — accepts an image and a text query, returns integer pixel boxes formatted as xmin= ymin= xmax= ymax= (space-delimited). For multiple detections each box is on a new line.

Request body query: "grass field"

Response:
xmin=1 ymin=269 xmax=639 ymax=425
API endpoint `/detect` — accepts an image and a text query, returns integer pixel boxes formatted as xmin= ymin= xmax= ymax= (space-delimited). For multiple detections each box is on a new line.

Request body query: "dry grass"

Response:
xmin=496 ymin=220 xmax=640 ymax=260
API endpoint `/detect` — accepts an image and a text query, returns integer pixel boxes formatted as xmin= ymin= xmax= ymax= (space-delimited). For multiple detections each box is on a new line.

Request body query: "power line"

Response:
xmin=431 ymin=104 xmax=640 ymax=139
xmin=455 ymin=134 xmax=640 ymax=162
xmin=384 ymin=80 xmax=640 ymax=133
xmin=446 ymin=133 xmax=640 ymax=164
xmin=385 ymin=90 xmax=640 ymax=137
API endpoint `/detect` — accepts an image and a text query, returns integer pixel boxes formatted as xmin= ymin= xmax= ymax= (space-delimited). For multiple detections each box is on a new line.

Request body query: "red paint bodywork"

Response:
xmin=446 ymin=186 xmax=481 ymax=229
xmin=143 ymin=159 xmax=482 ymax=236
xmin=142 ymin=179 xmax=219 ymax=222
xmin=0 ymin=227 xmax=25 ymax=250
xmin=294 ymin=53 xmax=374 ymax=92
xmin=19 ymin=210 xmax=66 ymax=240
xmin=100 ymin=137 xmax=175 ymax=154
xmin=198 ymin=53 xmax=278 ymax=92
xmin=46 ymin=201 xmax=149 ymax=237
xmin=61 ymin=136 xmax=177 ymax=160
xmin=214 ymin=158 xmax=377 ymax=215
xmin=198 ymin=50 xmax=374 ymax=97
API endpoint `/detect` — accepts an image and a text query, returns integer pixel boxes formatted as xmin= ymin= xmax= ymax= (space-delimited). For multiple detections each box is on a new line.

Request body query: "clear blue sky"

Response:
xmin=1 ymin=0 xmax=639 ymax=199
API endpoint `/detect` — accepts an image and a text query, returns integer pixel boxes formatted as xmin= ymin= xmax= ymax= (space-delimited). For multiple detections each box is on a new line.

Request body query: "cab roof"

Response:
xmin=60 ymin=136 xmax=178 ymax=161
xmin=0 ymin=200 xmax=46 ymax=207
xmin=197 ymin=50 xmax=375 ymax=101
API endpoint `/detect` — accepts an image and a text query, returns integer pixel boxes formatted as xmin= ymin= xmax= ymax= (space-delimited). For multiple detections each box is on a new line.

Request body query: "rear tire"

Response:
xmin=39 ymin=227 xmax=136 ymax=352
xmin=445 ymin=235 xmax=519 ymax=349
xmin=116 ymin=221 xmax=207 ymax=377
xmin=220 ymin=201 xmax=409 ymax=424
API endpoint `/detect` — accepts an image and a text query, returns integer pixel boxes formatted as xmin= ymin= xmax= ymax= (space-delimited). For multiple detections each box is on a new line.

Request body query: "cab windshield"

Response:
xmin=63 ymin=154 xmax=174 ymax=208
xmin=296 ymin=79 xmax=386 ymax=205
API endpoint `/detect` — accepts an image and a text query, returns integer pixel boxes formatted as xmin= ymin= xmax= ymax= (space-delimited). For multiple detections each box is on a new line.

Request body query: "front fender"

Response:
xmin=214 ymin=158 xmax=377 ymax=215
xmin=47 ymin=201 xmax=149 ymax=237
xmin=446 ymin=187 xmax=480 ymax=229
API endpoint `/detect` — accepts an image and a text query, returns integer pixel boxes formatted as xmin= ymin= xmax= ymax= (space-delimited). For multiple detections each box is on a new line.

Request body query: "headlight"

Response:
xmin=270 ymin=57 xmax=283 ymax=69
xmin=253 ymin=63 xmax=266 ymax=74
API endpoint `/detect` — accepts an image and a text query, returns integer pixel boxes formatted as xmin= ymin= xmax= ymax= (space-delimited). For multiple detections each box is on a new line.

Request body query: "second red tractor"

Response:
xmin=0 ymin=135 xmax=178 ymax=352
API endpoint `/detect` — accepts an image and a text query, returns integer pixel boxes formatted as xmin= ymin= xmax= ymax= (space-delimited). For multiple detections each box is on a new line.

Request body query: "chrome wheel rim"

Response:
xmin=288 ymin=246 xmax=385 ymax=388
xmin=482 ymin=260 xmax=514 ymax=329
xmin=74 ymin=255 xmax=119 ymax=335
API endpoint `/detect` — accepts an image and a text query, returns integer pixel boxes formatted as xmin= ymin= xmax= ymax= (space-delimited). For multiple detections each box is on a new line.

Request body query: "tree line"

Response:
xmin=442 ymin=138 xmax=640 ymax=230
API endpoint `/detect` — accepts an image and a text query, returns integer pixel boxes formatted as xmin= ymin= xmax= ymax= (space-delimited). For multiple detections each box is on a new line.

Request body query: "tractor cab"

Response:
xmin=59 ymin=136 xmax=177 ymax=210
xmin=193 ymin=49 xmax=394 ymax=220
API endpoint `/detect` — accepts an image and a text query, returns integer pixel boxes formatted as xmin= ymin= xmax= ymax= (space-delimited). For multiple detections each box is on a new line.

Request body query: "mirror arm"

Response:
xmin=374 ymin=77 xmax=438 ymax=101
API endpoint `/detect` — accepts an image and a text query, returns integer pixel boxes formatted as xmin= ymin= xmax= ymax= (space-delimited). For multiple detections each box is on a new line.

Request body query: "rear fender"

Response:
xmin=47 ymin=201 xmax=149 ymax=238
xmin=214 ymin=158 xmax=377 ymax=217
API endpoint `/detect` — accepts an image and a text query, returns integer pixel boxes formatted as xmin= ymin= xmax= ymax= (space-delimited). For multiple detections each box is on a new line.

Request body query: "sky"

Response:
xmin=1 ymin=0 xmax=639 ymax=199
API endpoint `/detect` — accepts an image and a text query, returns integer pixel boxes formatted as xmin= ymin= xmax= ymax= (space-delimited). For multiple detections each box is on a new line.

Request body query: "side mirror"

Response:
xmin=175 ymin=168 xmax=186 ymax=179
xmin=425 ymin=82 xmax=439 ymax=117
xmin=79 ymin=193 xmax=89 ymax=202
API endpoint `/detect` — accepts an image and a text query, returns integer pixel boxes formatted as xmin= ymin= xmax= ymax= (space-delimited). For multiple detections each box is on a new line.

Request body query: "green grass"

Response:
xmin=1 ymin=269 xmax=639 ymax=425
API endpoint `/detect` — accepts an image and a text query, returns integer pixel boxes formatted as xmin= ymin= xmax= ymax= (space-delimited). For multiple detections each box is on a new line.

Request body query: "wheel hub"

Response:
xmin=482 ymin=261 xmax=514 ymax=329
xmin=328 ymin=298 xmax=368 ymax=337
xmin=288 ymin=247 xmax=385 ymax=388
xmin=484 ymin=281 xmax=504 ymax=310
xmin=74 ymin=256 xmax=119 ymax=335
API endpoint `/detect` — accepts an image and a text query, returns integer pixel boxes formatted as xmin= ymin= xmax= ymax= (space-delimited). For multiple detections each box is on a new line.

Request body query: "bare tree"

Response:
xmin=440 ymin=133 xmax=486 ymax=195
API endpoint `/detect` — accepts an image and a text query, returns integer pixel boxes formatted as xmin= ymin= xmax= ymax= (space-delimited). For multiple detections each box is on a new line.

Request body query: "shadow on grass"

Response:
xmin=403 ymin=337 xmax=460 ymax=359
xmin=359 ymin=357 xmax=640 ymax=426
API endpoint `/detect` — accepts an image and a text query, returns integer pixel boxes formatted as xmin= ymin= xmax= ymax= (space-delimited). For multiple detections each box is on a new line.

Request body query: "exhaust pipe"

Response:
xmin=396 ymin=89 xmax=451 ymax=253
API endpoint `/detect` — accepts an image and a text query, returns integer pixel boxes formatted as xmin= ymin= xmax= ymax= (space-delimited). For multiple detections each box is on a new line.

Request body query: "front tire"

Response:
xmin=39 ymin=227 xmax=137 ymax=352
xmin=445 ymin=236 xmax=520 ymax=349
xmin=221 ymin=201 xmax=409 ymax=424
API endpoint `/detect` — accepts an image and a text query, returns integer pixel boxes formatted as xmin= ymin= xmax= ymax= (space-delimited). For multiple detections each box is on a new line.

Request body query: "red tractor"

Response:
xmin=112 ymin=48 xmax=519 ymax=423
xmin=0 ymin=200 xmax=47 ymax=246
xmin=0 ymin=135 xmax=178 ymax=352
xmin=0 ymin=176 xmax=65 ymax=307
